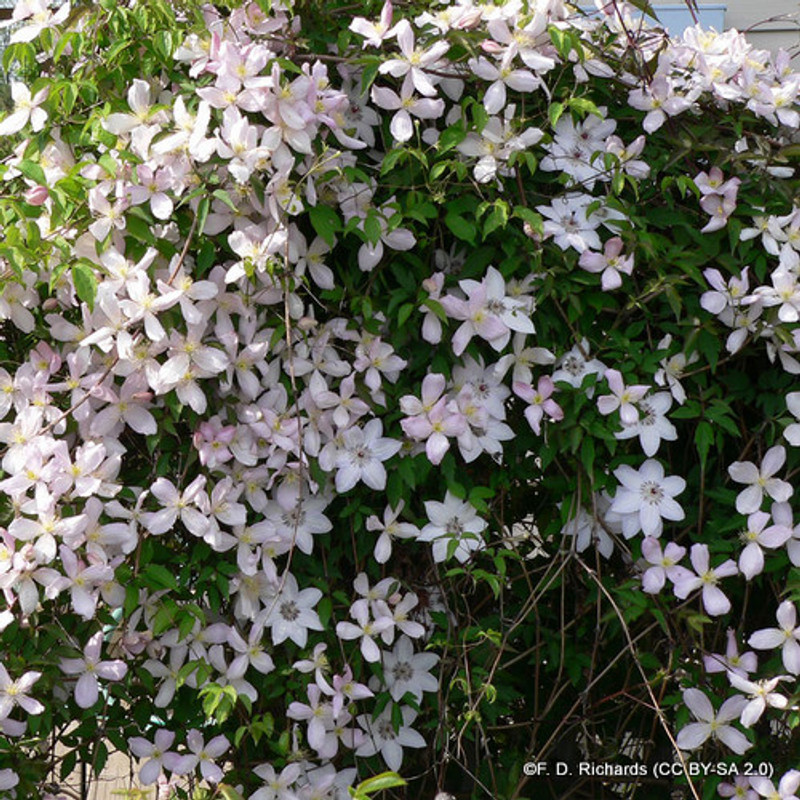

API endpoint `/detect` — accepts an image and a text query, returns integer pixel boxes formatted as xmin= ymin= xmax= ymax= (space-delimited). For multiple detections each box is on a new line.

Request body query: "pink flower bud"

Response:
xmin=24 ymin=185 xmax=49 ymax=206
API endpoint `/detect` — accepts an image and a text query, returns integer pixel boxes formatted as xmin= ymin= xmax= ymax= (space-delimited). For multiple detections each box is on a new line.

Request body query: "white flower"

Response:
xmin=418 ymin=491 xmax=487 ymax=563
xmin=675 ymin=688 xmax=750 ymax=754
xmin=727 ymin=672 xmax=789 ymax=727
xmin=608 ymin=459 xmax=685 ymax=538
xmin=748 ymin=600 xmax=800 ymax=675
xmin=333 ymin=419 xmax=401 ymax=493
xmin=365 ymin=502 xmax=419 ymax=563
xmin=615 ymin=392 xmax=677 ymax=456
xmin=737 ymin=511 xmax=791 ymax=580
xmin=128 ymin=730 xmax=182 ymax=785
xmin=750 ymin=770 xmax=800 ymax=800
xmin=0 ymin=664 xmax=44 ymax=719
xmin=381 ymin=635 xmax=439 ymax=701
xmin=536 ymin=193 xmax=603 ymax=253
xmin=59 ymin=631 xmax=128 ymax=708
xmin=355 ymin=704 xmax=426 ymax=771
xmin=551 ymin=340 xmax=606 ymax=392
xmin=0 ymin=82 xmax=48 ymax=136
xmin=257 ymin=573 xmax=323 ymax=649
xmin=672 ymin=543 xmax=738 ymax=616
xmin=336 ymin=598 xmax=393 ymax=663
xmin=728 ymin=445 xmax=793 ymax=514
xmin=703 ymin=629 xmax=757 ymax=678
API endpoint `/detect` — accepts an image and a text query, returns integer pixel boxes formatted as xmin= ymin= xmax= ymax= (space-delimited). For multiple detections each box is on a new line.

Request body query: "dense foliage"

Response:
xmin=1 ymin=0 xmax=800 ymax=798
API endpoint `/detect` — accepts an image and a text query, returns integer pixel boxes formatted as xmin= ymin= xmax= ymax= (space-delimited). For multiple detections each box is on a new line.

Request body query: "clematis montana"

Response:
xmin=608 ymin=459 xmax=685 ymax=538
xmin=59 ymin=631 xmax=128 ymax=709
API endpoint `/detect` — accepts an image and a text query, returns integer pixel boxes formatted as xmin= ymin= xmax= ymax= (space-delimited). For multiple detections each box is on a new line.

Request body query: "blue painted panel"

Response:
xmin=650 ymin=4 xmax=727 ymax=34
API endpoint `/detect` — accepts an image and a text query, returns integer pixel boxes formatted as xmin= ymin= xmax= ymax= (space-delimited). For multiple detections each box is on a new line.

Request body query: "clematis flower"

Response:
xmin=355 ymin=704 xmax=426 ymax=770
xmin=400 ymin=373 xmax=466 ymax=464
xmin=257 ymin=572 xmax=323 ymax=649
xmin=59 ymin=631 xmax=128 ymax=708
xmin=675 ymin=688 xmax=750 ymax=754
xmin=419 ymin=491 xmax=487 ymax=563
xmin=672 ymin=543 xmax=738 ymax=616
xmin=704 ymin=629 xmax=757 ymax=678
xmin=381 ymin=635 xmax=439 ymax=701
xmin=513 ymin=377 xmax=563 ymax=435
xmin=365 ymin=502 xmax=419 ymax=563
xmin=128 ymin=730 xmax=182 ymax=785
xmin=749 ymin=771 xmax=800 ymax=800
xmin=579 ymin=237 xmax=634 ymax=291
xmin=350 ymin=0 xmax=396 ymax=48
xmin=0 ymin=664 xmax=44 ymax=719
xmin=377 ymin=19 xmax=449 ymax=97
xmin=177 ymin=730 xmax=229 ymax=784
xmin=639 ymin=537 xmax=690 ymax=594
xmin=370 ymin=74 xmax=444 ymax=143
xmin=608 ymin=459 xmax=685 ymax=538
xmin=333 ymin=419 xmax=401 ymax=492
xmin=737 ymin=511 xmax=791 ymax=579
xmin=615 ymin=392 xmax=677 ymax=457
xmin=728 ymin=672 xmax=789 ymax=727
xmin=597 ymin=369 xmax=649 ymax=425
xmin=0 ymin=82 xmax=48 ymax=136
xmin=748 ymin=600 xmax=800 ymax=675
xmin=728 ymin=446 xmax=793 ymax=514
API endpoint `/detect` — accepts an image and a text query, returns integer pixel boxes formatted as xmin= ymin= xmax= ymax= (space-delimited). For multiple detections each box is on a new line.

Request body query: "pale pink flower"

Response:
xmin=675 ymin=688 xmax=750 ymax=754
xmin=597 ymin=369 xmax=649 ymax=424
xmin=349 ymin=0 xmax=396 ymax=47
xmin=672 ymin=544 xmax=738 ymax=616
xmin=703 ymin=629 xmax=757 ymax=678
xmin=129 ymin=730 xmax=182 ymax=785
xmin=333 ymin=419 xmax=401 ymax=492
xmin=371 ymin=74 xmax=444 ymax=142
xmin=0 ymin=664 xmax=44 ymax=719
xmin=59 ymin=631 xmax=127 ymax=708
xmin=609 ymin=459 xmax=685 ymax=538
xmin=728 ymin=672 xmax=789 ymax=727
xmin=513 ymin=377 xmax=563 ymax=435
xmin=400 ymin=373 xmax=466 ymax=464
xmin=728 ymin=446 xmax=792 ymax=514
xmin=640 ymin=537 xmax=690 ymax=594
xmin=578 ymin=237 xmax=634 ymax=291
xmin=378 ymin=19 xmax=449 ymax=97
xmin=748 ymin=600 xmax=800 ymax=675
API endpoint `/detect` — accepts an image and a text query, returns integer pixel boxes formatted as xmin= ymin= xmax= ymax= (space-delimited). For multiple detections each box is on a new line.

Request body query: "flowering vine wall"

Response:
xmin=0 ymin=0 xmax=800 ymax=798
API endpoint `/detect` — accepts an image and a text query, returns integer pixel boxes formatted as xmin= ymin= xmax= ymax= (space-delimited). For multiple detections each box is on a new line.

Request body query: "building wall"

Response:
xmin=724 ymin=0 xmax=800 ymax=52
xmin=655 ymin=1 xmax=800 ymax=51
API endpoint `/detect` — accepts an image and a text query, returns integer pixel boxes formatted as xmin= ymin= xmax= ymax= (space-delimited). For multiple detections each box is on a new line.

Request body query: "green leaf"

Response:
xmin=548 ymin=101 xmax=564 ymax=130
xmin=364 ymin=211 xmax=382 ymax=245
xmin=695 ymin=421 xmax=713 ymax=469
xmin=143 ymin=563 xmax=179 ymax=591
xmin=350 ymin=772 xmax=408 ymax=798
xmin=444 ymin=213 xmax=476 ymax=244
xmin=217 ymin=785 xmax=245 ymax=800
xmin=397 ymin=302 xmax=414 ymax=327
xmin=212 ymin=189 xmax=238 ymax=213
xmin=196 ymin=196 xmax=211 ymax=238
xmin=568 ymin=97 xmax=603 ymax=118
xmin=18 ymin=160 xmax=47 ymax=186
xmin=309 ymin=204 xmax=342 ymax=247
xmin=438 ymin=125 xmax=466 ymax=154
xmin=72 ymin=262 xmax=97 ymax=310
